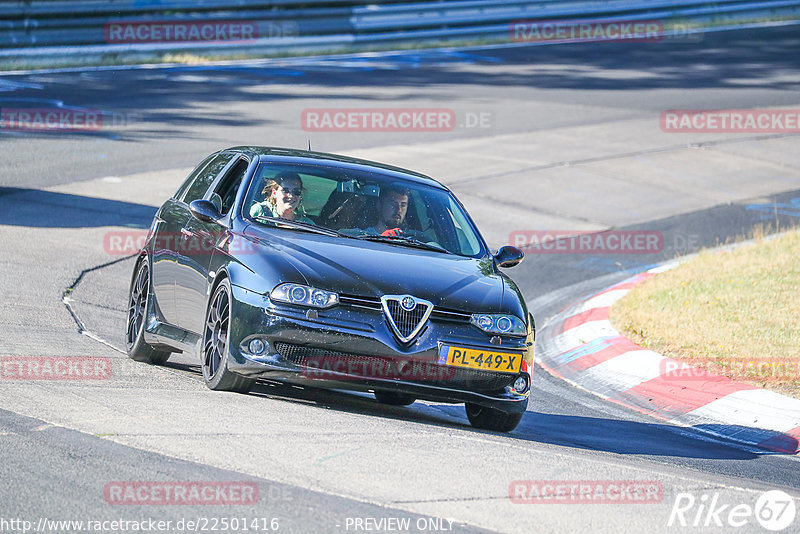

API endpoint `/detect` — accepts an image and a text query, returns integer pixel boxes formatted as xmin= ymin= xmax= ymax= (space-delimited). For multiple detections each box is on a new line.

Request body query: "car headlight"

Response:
xmin=270 ymin=283 xmax=339 ymax=308
xmin=470 ymin=314 xmax=526 ymax=336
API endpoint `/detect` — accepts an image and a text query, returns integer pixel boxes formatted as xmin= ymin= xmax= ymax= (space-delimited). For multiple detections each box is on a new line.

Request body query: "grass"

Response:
xmin=610 ymin=227 xmax=800 ymax=398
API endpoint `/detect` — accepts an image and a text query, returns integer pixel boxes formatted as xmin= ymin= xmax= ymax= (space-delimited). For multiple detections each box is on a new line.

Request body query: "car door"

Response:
xmin=155 ymin=152 xmax=235 ymax=327
xmin=151 ymin=153 xmax=216 ymax=324
xmin=151 ymin=200 xmax=190 ymax=325
xmin=174 ymin=155 xmax=250 ymax=335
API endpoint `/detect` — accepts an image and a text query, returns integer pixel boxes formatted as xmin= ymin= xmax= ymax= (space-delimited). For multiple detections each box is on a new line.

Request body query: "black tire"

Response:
xmin=374 ymin=390 xmax=415 ymax=406
xmin=201 ymin=279 xmax=254 ymax=394
xmin=126 ymin=259 xmax=170 ymax=365
xmin=465 ymin=403 xmax=523 ymax=432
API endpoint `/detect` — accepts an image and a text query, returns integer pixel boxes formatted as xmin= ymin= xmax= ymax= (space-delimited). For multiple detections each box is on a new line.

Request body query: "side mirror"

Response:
xmin=494 ymin=246 xmax=524 ymax=268
xmin=189 ymin=199 xmax=224 ymax=224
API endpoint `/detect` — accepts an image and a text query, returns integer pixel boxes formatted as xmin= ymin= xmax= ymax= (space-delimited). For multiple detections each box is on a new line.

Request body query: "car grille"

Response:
xmin=430 ymin=308 xmax=472 ymax=322
xmin=384 ymin=299 xmax=429 ymax=339
xmin=339 ymin=294 xmax=471 ymax=323
xmin=339 ymin=294 xmax=381 ymax=310
xmin=274 ymin=342 xmax=516 ymax=392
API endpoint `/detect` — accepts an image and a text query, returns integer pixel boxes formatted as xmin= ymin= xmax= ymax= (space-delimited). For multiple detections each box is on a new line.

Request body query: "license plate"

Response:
xmin=438 ymin=345 xmax=522 ymax=373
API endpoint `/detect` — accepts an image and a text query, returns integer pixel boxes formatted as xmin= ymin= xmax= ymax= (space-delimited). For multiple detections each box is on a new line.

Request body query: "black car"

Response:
xmin=126 ymin=147 xmax=534 ymax=431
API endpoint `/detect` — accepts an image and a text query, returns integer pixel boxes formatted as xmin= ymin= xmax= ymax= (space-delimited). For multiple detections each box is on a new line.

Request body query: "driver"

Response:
xmin=341 ymin=184 xmax=444 ymax=250
xmin=365 ymin=186 xmax=411 ymax=236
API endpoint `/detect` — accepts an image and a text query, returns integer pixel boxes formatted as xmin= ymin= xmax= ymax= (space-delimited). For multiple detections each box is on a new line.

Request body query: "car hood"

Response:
xmin=241 ymin=226 xmax=508 ymax=313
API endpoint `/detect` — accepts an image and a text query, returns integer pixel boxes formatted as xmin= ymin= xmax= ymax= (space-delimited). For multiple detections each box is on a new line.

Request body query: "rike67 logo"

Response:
xmin=669 ymin=490 xmax=796 ymax=531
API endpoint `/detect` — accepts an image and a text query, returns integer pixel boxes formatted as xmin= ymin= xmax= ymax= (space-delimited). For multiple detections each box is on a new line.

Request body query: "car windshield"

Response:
xmin=243 ymin=161 xmax=486 ymax=257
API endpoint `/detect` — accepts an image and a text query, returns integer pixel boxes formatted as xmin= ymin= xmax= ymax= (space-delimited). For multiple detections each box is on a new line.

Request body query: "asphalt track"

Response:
xmin=1 ymin=25 xmax=800 ymax=533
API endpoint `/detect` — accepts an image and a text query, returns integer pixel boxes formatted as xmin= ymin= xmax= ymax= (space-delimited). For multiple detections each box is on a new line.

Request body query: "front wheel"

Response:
xmin=465 ymin=403 xmax=523 ymax=432
xmin=202 ymin=279 xmax=254 ymax=394
xmin=126 ymin=259 xmax=170 ymax=365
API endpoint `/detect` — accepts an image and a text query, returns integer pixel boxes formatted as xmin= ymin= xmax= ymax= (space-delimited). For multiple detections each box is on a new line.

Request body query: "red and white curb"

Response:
xmin=536 ymin=264 xmax=800 ymax=454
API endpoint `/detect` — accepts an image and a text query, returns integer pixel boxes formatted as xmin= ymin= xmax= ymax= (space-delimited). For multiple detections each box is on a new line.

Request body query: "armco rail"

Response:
xmin=1 ymin=0 xmax=800 ymax=61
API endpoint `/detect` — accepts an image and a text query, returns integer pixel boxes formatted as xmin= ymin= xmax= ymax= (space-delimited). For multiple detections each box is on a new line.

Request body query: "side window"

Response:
xmin=181 ymin=153 xmax=235 ymax=204
xmin=174 ymin=154 xmax=215 ymax=199
xmin=210 ymin=158 xmax=249 ymax=216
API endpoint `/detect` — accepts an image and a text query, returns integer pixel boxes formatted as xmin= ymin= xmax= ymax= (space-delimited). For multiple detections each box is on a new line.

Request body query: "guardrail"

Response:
xmin=1 ymin=0 xmax=799 ymax=62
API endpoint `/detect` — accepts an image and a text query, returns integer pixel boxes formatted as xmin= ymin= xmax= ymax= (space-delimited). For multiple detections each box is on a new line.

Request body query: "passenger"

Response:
xmin=250 ymin=171 xmax=314 ymax=224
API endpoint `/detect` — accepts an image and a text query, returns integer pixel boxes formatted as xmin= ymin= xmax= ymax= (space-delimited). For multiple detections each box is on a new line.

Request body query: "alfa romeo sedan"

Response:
xmin=126 ymin=147 xmax=534 ymax=431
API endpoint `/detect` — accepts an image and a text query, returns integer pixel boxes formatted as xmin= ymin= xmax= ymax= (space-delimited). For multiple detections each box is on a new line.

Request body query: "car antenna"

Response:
xmin=307 ymin=140 xmax=311 ymax=151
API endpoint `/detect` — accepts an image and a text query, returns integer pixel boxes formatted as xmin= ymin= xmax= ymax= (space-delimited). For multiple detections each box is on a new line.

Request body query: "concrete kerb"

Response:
xmin=533 ymin=233 xmax=800 ymax=454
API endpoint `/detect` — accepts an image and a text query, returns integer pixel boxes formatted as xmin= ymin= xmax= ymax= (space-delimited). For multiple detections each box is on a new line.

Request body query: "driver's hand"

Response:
xmin=381 ymin=228 xmax=403 ymax=237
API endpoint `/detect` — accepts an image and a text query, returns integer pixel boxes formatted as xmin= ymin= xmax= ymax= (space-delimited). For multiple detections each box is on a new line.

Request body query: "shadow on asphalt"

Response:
xmin=0 ymin=187 xmax=156 ymax=228
xmin=160 ymin=359 xmax=768 ymax=461
xmin=511 ymin=411 xmax=778 ymax=460
xmin=2 ymin=26 xmax=798 ymax=145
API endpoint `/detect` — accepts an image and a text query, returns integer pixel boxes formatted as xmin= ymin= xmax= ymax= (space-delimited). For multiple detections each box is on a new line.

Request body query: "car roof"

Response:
xmin=224 ymin=146 xmax=448 ymax=190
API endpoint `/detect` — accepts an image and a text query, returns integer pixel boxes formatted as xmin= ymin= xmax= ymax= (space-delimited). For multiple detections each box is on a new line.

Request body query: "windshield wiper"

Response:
xmin=254 ymin=216 xmax=345 ymax=238
xmin=355 ymin=234 xmax=452 ymax=254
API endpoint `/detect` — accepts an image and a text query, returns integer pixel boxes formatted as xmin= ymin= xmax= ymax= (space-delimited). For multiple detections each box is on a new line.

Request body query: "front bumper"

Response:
xmin=228 ymin=284 xmax=534 ymax=413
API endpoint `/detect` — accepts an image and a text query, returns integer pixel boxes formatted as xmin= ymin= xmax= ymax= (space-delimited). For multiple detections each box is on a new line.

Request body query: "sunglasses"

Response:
xmin=280 ymin=187 xmax=302 ymax=196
